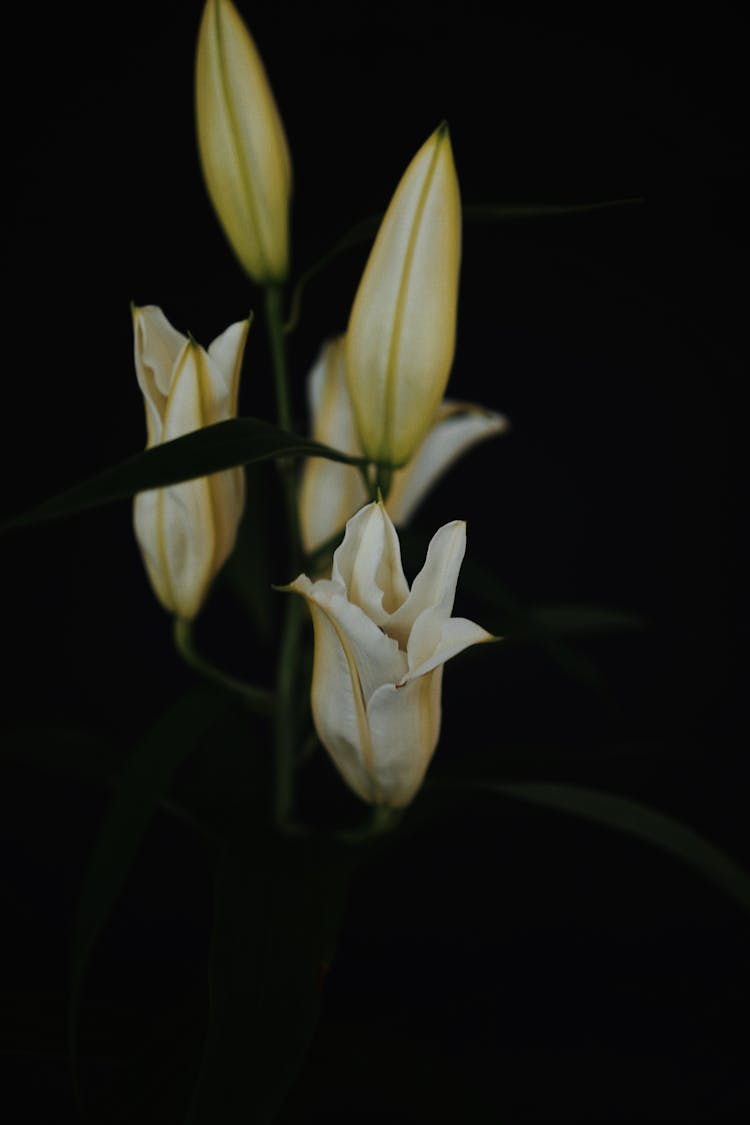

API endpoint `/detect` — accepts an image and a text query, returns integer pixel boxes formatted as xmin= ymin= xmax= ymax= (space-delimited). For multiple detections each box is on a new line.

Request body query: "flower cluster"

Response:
xmin=132 ymin=0 xmax=503 ymax=809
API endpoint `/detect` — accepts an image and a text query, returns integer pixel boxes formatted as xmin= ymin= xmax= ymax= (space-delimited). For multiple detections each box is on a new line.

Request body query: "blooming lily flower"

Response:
xmin=195 ymin=0 xmax=292 ymax=282
xmin=299 ymin=335 xmax=508 ymax=555
xmin=346 ymin=123 xmax=462 ymax=467
xmin=132 ymin=305 xmax=249 ymax=620
xmin=287 ymin=502 xmax=493 ymax=807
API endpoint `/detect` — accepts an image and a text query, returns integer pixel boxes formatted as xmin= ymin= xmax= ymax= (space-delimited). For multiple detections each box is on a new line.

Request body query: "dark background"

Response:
xmin=1 ymin=2 xmax=747 ymax=1120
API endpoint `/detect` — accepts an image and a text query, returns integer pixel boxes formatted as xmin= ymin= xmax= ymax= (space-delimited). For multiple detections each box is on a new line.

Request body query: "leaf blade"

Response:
xmin=449 ymin=780 xmax=750 ymax=915
xmin=187 ymin=832 xmax=356 ymax=1124
xmin=4 ymin=418 xmax=365 ymax=531
xmin=68 ymin=689 xmax=230 ymax=1089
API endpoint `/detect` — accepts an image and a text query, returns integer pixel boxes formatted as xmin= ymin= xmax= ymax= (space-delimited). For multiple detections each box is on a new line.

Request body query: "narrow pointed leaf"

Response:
xmin=464 ymin=198 xmax=644 ymax=221
xmin=454 ymin=780 xmax=750 ymax=915
xmin=69 ymin=688 xmax=230 ymax=1080
xmin=285 ymin=197 xmax=643 ymax=333
xmin=528 ymin=603 xmax=646 ymax=636
xmin=3 ymin=418 xmax=365 ymax=531
xmin=421 ymin=547 xmax=610 ymax=691
xmin=187 ymin=831 xmax=357 ymax=1124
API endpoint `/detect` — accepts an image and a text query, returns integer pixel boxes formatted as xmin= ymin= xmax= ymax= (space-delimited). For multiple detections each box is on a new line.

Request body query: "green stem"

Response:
xmin=264 ymin=284 xmax=301 ymax=571
xmin=173 ymin=618 xmax=275 ymax=716
xmin=275 ymin=595 xmax=305 ymax=825
xmin=374 ymin=463 xmax=392 ymax=502
xmin=336 ymin=803 xmax=404 ymax=844
xmin=265 ymin=285 xmax=292 ymax=431
xmin=264 ymin=283 xmax=304 ymax=826
xmin=359 ymin=462 xmax=376 ymax=503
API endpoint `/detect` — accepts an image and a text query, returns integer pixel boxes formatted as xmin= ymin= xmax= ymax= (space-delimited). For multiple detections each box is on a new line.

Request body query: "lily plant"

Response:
xmin=5 ymin=1 xmax=749 ymax=1121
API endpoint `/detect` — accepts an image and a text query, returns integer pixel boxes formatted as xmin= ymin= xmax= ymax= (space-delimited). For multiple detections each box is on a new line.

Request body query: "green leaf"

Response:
xmin=450 ymin=780 xmax=750 ymax=915
xmin=69 ymin=688 xmax=230 ymax=1088
xmin=527 ymin=603 xmax=646 ymax=637
xmin=3 ymin=418 xmax=366 ymax=532
xmin=441 ymin=552 xmax=612 ymax=691
xmin=285 ymin=197 xmax=644 ymax=333
xmin=284 ymin=215 xmax=382 ymax=332
xmin=187 ymin=830 xmax=357 ymax=1125
xmin=464 ymin=198 xmax=644 ymax=222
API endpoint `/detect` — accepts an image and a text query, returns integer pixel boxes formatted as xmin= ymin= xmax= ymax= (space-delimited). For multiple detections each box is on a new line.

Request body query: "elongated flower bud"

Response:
xmin=195 ymin=0 xmax=292 ymax=282
xmin=346 ymin=124 xmax=461 ymax=467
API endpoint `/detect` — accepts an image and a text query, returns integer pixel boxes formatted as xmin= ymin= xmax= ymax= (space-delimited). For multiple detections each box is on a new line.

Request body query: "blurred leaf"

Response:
xmin=444 ymin=552 xmax=613 ymax=692
xmin=284 ymin=215 xmax=382 ymax=332
xmin=1 ymin=723 xmax=116 ymax=781
xmin=69 ymin=688 xmax=231 ymax=1086
xmin=428 ymin=738 xmax=687 ymax=789
xmin=464 ymin=198 xmax=643 ymax=222
xmin=169 ymin=706 xmax=273 ymax=840
xmin=187 ymin=830 xmax=358 ymax=1125
xmin=528 ymin=603 xmax=646 ymax=637
xmin=3 ymin=418 xmax=365 ymax=532
xmin=453 ymin=781 xmax=750 ymax=915
xmin=285 ymin=197 xmax=644 ymax=332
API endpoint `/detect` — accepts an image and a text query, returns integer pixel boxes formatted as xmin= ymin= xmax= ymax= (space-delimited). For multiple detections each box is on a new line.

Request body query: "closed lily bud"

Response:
xmin=287 ymin=502 xmax=493 ymax=808
xmin=346 ymin=123 xmax=461 ymax=467
xmin=195 ymin=0 xmax=292 ymax=283
xmin=132 ymin=305 xmax=250 ymax=620
xmin=299 ymin=335 xmax=508 ymax=555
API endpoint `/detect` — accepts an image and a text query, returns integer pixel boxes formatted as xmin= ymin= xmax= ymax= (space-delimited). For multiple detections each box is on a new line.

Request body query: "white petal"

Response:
xmin=387 ymin=402 xmax=509 ymax=526
xmin=132 ymin=305 xmax=188 ymax=444
xmin=162 ymin=343 xmax=207 ymax=441
xmin=386 ymin=519 xmax=466 ymax=643
xmin=289 ymin=574 xmax=407 ymax=805
xmin=206 ymin=467 xmax=245 ymax=574
xmin=407 ymin=613 xmax=494 ymax=679
xmin=205 ymin=317 xmax=251 ymax=419
xmin=332 ymin=503 xmax=409 ymax=623
xmin=305 ymin=337 xmax=361 ymax=455
xmin=292 ymin=575 xmax=407 ymax=703
xmin=365 ymin=667 xmax=444 ymax=807
xmin=134 ymin=476 xmax=216 ymax=620
xmin=299 ymin=337 xmax=368 ymax=554
xmin=303 ymin=597 xmax=377 ymax=805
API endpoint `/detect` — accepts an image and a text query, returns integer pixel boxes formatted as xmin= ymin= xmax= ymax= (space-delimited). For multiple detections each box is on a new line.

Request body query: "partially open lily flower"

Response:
xmin=132 ymin=305 xmax=249 ymax=620
xmin=299 ymin=335 xmax=508 ymax=555
xmin=287 ymin=502 xmax=494 ymax=808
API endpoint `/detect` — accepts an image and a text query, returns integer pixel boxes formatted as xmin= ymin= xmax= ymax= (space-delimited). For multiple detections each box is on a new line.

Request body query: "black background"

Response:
xmin=1 ymin=2 xmax=747 ymax=1121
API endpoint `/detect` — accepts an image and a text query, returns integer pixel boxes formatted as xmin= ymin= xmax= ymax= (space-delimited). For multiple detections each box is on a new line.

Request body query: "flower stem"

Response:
xmin=374 ymin=463 xmax=392 ymax=502
xmin=264 ymin=283 xmax=303 ymax=826
xmin=335 ymin=803 xmax=404 ymax=843
xmin=173 ymin=617 xmax=275 ymax=715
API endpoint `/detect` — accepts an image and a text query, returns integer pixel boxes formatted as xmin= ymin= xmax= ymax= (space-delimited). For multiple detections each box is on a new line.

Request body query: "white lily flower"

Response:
xmin=132 ymin=305 xmax=249 ymax=620
xmin=346 ymin=122 xmax=462 ymax=467
xmin=299 ymin=336 xmax=508 ymax=555
xmin=287 ymin=502 xmax=494 ymax=808
xmin=195 ymin=0 xmax=292 ymax=283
